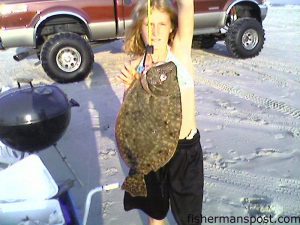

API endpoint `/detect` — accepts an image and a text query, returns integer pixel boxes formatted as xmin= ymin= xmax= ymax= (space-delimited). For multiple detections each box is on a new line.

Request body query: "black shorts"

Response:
xmin=124 ymin=131 xmax=204 ymax=225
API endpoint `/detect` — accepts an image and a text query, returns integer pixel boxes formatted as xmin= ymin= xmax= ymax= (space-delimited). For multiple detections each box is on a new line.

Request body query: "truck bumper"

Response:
xmin=0 ymin=28 xmax=35 ymax=49
xmin=259 ymin=4 xmax=268 ymax=21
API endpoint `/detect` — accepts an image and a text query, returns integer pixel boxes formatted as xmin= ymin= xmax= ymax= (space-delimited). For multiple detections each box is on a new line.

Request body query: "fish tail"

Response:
xmin=121 ymin=173 xmax=147 ymax=197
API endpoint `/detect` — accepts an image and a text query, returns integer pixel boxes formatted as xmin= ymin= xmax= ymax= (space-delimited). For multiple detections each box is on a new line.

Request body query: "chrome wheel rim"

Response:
xmin=242 ymin=29 xmax=259 ymax=50
xmin=56 ymin=47 xmax=81 ymax=72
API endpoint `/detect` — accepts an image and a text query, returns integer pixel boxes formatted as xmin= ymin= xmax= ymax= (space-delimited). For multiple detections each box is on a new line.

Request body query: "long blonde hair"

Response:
xmin=124 ymin=0 xmax=178 ymax=56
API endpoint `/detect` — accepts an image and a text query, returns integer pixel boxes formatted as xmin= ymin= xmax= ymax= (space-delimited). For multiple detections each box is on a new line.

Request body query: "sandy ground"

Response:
xmin=0 ymin=5 xmax=300 ymax=225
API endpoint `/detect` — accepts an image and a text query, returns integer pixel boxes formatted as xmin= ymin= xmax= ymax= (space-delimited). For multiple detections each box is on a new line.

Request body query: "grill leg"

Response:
xmin=53 ymin=144 xmax=84 ymax=187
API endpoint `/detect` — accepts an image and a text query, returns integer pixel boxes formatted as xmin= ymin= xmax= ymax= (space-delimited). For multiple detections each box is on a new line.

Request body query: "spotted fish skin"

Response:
xmin=115 ymin=61 xmax=182 ymax=197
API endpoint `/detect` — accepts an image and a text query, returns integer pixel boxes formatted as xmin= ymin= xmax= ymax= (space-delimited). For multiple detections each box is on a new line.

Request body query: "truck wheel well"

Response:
xmin=227 ymin=2 xmax=262 ymax=25
xmin=36 ymin=15 xmax=90 ymax=47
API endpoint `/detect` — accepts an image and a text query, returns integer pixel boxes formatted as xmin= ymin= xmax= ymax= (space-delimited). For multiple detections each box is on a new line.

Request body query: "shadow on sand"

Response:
xmin=200 ymin=42 xmax=235 ymax=58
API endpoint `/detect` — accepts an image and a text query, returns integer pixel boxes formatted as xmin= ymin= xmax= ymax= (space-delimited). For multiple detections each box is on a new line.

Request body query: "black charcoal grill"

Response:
xmin=0 ymin=79 xmax=79 ymax=152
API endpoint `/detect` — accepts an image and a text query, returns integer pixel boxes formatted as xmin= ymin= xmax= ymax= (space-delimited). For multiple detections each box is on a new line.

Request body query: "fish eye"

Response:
xmin=160 ymin=74 xmax=167 ymax=82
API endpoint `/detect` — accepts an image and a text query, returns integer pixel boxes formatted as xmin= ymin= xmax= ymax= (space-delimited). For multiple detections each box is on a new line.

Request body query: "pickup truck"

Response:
xmin=0 ymin=0 xmax=268 ymax=83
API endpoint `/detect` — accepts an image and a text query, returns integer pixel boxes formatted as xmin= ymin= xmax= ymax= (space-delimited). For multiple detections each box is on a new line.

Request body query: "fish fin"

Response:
xmin=121 ymin=173 xmax=147 ymax=197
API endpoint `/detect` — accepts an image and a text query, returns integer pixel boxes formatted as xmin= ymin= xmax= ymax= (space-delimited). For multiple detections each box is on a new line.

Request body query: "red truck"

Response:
xmin=0 ymin=0 xmax=268 ymax=83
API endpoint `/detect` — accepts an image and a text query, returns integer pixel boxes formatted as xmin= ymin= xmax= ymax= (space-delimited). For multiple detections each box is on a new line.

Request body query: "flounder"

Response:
xmin=115 ymin=61 xmax=182 ymax=197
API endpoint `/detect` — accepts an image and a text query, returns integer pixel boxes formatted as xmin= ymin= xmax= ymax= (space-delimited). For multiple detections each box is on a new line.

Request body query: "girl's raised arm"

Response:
xmin=173 ymin=0 xmax=194 ymax=53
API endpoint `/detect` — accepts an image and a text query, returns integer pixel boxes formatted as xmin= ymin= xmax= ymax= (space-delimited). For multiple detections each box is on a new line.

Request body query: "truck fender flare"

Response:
xmin=225 ymin=0 xmax=261 ymax=16
xmin=34 ymin=11 xmax=92 ymax=39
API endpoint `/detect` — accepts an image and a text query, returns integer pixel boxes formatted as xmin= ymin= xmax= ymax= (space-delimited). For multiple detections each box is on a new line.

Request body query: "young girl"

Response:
xmin=118 ymin=0 xmax=203 ymax=224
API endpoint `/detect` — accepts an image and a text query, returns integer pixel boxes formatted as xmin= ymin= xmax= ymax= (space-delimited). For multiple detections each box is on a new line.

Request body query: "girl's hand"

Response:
xmin=118 ymin=62 xmax=139 ymax=88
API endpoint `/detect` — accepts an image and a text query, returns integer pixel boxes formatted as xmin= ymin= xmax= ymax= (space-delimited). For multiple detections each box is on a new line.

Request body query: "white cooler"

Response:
xmin=0 ymin=154 xmax=65 ymax=225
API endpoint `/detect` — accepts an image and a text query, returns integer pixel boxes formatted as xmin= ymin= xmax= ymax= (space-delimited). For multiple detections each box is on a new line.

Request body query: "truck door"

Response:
xmin=86 ymin=0 xmax=118 ymax=40
xmin=194 ymin=0 xmax=228 ymax=33
xmin=117 ymin=0 xmax=137 ymax=36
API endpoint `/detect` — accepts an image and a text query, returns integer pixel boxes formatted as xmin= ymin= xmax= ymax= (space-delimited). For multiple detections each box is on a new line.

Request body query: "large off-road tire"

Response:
xmin=41 ymin=32 xmax=94 ymax=83
xmin=192 ymin=35 xmax=217 ymax=49
xmin=225 ymin=18 xmax=265 ymax=58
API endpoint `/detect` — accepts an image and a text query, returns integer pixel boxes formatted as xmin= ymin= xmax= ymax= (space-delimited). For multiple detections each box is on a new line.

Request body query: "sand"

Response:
xmin=0 ymin=5 xmax=299 ymax=225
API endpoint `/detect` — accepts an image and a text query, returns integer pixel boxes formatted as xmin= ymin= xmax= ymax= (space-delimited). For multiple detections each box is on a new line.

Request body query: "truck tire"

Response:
xmin=40 ymin=32 xmax=94 ymax=83
xmin=192 ymin=35 xmax=217 ymax=49
xmin=225 ymin=18 xmax=265 ymax=58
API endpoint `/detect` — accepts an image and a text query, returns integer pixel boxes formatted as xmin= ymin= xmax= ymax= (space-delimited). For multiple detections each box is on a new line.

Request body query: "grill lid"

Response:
xmin=0 ymin=80 xmax=69 ymax=126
